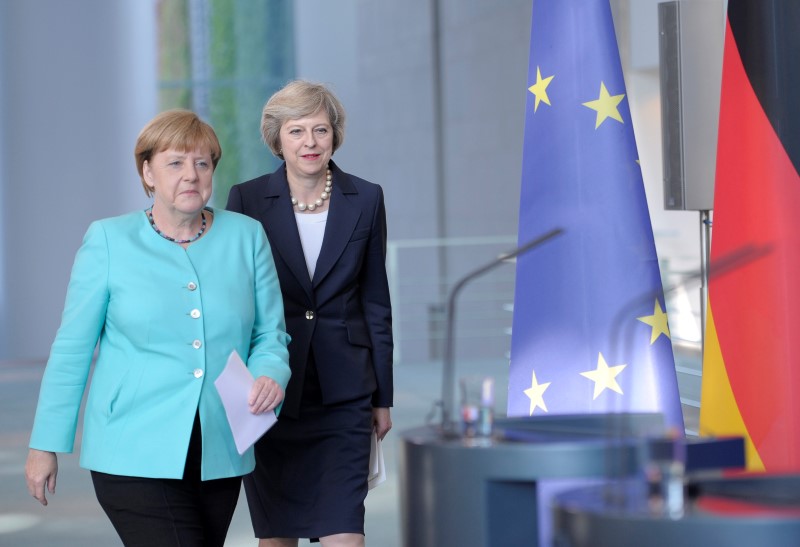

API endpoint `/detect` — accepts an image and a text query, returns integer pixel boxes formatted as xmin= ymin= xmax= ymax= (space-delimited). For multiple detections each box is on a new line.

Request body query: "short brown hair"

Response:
xmin=134 ymin=110 xmax=222 ymax=197
xmin=261 ymin=80 xmax=346 ymax=160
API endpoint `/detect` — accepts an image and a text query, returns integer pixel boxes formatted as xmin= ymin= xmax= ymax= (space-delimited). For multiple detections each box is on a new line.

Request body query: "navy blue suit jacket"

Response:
xmin=226 ymin=161 xmax=393 ymax=418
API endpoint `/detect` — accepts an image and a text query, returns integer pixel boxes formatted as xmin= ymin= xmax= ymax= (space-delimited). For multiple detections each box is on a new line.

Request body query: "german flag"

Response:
xmin=700 ymin=0 xmax=800 ymax=472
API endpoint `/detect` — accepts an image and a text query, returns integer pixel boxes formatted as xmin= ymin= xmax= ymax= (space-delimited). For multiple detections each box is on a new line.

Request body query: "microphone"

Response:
xmin=433 ymin=227 xmax=564 ymax=436
xmin=609 ymin=242 xmax=772 ymax=366
xmin=605 ymin=241 xmax=773 ymax=435
xmin=604 ymin=242 xmax=772 ymax=510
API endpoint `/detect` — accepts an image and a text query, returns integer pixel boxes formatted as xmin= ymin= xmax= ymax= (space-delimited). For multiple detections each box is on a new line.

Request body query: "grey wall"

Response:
xmin=0 ymin=0 xmax=721 ymax=363
xmin=0 ymin=4 xmax=6 ymax=356
xmin=292 ymin=0 xmax=533 ymax=361
xmin=0 ymin=0 xmax=158 ymax=359
xmin=289 ymin=0 xmax=717 ymax=361
xmin=294 ymin=0 xmax=531 ymax=241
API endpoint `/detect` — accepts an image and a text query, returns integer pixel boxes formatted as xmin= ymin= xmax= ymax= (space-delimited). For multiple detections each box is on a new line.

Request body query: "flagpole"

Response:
xmin=699 ymin=210 xmax=712 ymax=361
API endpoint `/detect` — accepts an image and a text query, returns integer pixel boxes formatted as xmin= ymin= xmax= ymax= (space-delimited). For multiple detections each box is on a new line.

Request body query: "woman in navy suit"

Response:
xmin=226 ymin=80 xmax=393 ymax=547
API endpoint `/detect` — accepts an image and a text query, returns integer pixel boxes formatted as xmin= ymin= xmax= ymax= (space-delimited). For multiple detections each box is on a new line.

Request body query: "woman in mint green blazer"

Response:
xmin=25 ymin=110 xmax=291 ymax=547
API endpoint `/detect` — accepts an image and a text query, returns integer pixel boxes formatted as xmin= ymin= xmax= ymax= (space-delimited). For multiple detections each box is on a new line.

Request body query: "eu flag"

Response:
xmin=508 ymin=0 xmax=683 ymax=431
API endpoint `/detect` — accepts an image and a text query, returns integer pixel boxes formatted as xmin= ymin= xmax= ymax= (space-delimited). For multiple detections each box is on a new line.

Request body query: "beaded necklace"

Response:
xmin=290 ymin=168 xmax=332 ymax=212
xmin=147 ymin=206 xmax=207 ymax=244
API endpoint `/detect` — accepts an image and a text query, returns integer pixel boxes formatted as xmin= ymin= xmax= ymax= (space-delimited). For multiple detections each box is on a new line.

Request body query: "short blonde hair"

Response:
xmin=261 ymin=80 xmax=346 ymax=159
xmin=134 ymin=110 xmax=222 ymax=197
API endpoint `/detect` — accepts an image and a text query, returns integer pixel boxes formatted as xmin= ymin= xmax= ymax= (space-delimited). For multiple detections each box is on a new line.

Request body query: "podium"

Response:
xmin=553 ymin=474 xmax=800 ymax=546
xmin=398 ymin=414 xmax=745 ymax=547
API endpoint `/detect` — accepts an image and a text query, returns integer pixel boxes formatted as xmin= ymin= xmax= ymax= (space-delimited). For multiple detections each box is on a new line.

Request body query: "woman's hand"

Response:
xmin=25 ymin=449 xmax=58 ymax=506
xmin=248 ymin=376 xmax=285 ymax=414
xmin=372 ymin=407 xmax=392 ymax=441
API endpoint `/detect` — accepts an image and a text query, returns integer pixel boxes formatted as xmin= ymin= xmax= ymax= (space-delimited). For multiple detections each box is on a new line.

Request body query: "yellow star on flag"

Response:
xmin=582 ymin=82 xmax=625 ymax=128
xmin=523 ymin=369 xmax=551 ymax=415
xmin=580 ymin=353 xmax=626 ymax=399
xmin=528 ymin=66 xmax=554 ymax=112
xmin=637 ymin=299 xmax=671 ymax=344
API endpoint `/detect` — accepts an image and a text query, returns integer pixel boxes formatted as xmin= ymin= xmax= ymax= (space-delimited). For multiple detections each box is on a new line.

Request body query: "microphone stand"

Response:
xmin=604 ymin=242 xmax=772 ymax=508
xmin=438 ymin=228 xmax=564 ymax=436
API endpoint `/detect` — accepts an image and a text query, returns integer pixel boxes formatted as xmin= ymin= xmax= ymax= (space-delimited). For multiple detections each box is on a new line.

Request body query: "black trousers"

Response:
xmin=91 ymin=413 xmax=241 ymax=547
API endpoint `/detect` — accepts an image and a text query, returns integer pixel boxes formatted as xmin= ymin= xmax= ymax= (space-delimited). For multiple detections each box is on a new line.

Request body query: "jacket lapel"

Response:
xmin=312 ymin=162 xmax=360 ymax=287
xmin=259 ymin=166 xmax=315 ymax=298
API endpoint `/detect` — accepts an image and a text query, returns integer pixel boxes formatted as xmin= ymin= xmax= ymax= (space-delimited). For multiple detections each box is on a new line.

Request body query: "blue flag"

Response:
xmin=508 ymin=0 xmax=683 ymax=431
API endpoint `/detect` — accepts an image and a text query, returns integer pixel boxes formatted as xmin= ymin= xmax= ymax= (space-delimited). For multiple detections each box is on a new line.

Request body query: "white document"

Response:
xmin=214 ymin=350 xmax=277 ymax=455
xmin=368 ymin=430 xmax=386 ymax=490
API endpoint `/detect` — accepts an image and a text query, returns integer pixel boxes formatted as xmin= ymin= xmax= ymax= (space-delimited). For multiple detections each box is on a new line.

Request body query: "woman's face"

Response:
xmin=279 ymin=109 xmax=333 ymax=180
xmin=144 ymin=147 xmax=213 ymax=217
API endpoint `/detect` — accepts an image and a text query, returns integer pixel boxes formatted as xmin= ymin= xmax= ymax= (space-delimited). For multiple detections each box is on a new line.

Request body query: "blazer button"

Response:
xmin=192 ymin=339 xmax=202 ymax=349
xmin=305 ymin=310 xmax=315 ymax=320
xmin=187 ymin=281 xmax=198 ymax=291
xmin=190 ymin=309 xmax=201 ymax=319
xmin=193 ymin=368 xmax=204 ymax=378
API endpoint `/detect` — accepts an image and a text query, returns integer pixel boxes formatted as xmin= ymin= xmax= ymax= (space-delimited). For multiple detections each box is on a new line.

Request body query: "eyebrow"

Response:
xmin=163 ymin=151 xmax=210 ymax=160
xmin=285 ymin=122 xmax=331 ymax=129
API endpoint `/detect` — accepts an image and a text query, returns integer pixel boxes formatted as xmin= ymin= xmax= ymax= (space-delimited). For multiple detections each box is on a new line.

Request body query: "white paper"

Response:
xmin=368 ymin=430 xmax=386 ymax=490
xmin=214 ymin=350 xmax=277 ymax=455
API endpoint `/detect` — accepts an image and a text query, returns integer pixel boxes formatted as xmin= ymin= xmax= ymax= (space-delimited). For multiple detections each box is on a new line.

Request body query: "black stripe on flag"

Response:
xmin=728 ymin=0 xmax=800 ymax=174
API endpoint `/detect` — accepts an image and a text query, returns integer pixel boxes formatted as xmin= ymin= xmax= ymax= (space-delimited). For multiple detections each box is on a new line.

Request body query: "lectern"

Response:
xmin=553 ymin=474 xmax=800 ymax=546
xmin=398 ymin=413 xmax=745 ymax=547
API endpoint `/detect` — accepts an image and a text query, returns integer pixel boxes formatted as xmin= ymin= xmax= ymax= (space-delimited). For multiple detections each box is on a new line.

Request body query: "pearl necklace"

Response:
xmin=291 ymin=169 xmax=332 ymax=212
xmin=147 ymin=206 xmax=207 ymax=244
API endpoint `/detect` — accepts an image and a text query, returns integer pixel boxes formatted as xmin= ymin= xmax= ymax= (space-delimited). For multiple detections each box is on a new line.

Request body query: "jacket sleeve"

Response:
xmin=246 ymin=224 xmax=292 ymax=412
xmin=29 ymin=221 xmax=110 ymax=452
xmin=361 ymin=186 xmax=394 ymax=407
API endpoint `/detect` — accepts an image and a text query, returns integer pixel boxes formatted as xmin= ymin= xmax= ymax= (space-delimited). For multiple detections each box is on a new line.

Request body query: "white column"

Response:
xmin=0 ymin=0 xmax=158 ymax=359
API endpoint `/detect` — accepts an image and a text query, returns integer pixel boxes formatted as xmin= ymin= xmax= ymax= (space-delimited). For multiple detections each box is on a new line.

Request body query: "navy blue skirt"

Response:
xmin=243 ymin=354 xmax=373 ymax=540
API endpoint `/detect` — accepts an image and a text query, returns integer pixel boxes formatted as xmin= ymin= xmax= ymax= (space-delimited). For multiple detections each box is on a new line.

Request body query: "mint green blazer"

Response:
xmin=29 ymin=208 xmax=291 ymax=480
